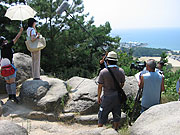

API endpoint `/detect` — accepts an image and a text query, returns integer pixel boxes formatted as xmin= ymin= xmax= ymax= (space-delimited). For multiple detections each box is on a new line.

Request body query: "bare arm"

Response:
xmin=31 ymin=32 xmax=40 ymax=42
xmin=13 ymin=27 xmax=23 ymax=44
xmin=98 ymin=84 xmax=103 ymax=104
xmin=139 ymin=75 xmax=144 ymax=89
xmin=161 ymin=77 xmax=165 ymax=92
xmin=100 ymin=52 xmax=108 ymax=64
xmin=100 ymin=56 xmax=105 ymax=64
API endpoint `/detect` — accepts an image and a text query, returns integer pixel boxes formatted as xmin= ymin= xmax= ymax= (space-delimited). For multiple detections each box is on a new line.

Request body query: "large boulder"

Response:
xmin=0 ymin=53 xmax=32 ymax=94
xmin=20 ymin=75 xmax=68 ymax=113
xmin=123 ymin=76 xmax=139 ymax=97
xmin=13 ymin=53 xmax=32 ymax=85
xmin=65 ymin=76 xmax=139 ymax=115
xmin=0 ymin=101 xmax=2 ymax=116
xmin=0 ymin=120 xmax=28 ymax=135
xmin=130 ymin=101 xmax=180 ymax=135
xmin=0 ymin=77 xmax=6 ymax=94
xmin=65 ymin=76 xmax=98 ymax=114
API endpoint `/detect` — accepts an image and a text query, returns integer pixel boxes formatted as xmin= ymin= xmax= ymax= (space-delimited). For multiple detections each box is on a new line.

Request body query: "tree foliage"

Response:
xmin=160 ymin=52 xmax=168 ymax=64
xmin=132 ymin=47 xmax=170 ymax=57
xmin=0 ymin=0 xmax=121 ymax=80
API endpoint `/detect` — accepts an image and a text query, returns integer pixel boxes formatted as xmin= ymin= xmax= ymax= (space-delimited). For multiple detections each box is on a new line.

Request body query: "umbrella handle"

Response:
xmin=20 ymin=21 xmax=23 ymax=27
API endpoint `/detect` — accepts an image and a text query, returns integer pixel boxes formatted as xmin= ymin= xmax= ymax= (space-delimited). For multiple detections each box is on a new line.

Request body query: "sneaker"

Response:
xmin=12 ymin=95 xmax=19 ymax=104
xmin=33 ymin=78 xmax=41 ymax=80
xmin=0 ymin=100 xmax=4 ymax=105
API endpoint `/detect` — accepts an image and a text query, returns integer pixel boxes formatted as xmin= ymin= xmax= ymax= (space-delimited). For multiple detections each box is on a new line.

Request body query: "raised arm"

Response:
xmin=13 ymin=27 xmax=23 ymax=44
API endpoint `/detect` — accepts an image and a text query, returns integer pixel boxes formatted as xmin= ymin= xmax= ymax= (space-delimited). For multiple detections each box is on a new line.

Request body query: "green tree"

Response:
xmin=0 ymin=0 xmax=27 ymax=54
xmin=25 ymin=0 xmax=121 ymax=79
xmin=1 ymin=0 xmax=121 ymax=79
xmin=160 ymin=52 xmax=168 ymax=64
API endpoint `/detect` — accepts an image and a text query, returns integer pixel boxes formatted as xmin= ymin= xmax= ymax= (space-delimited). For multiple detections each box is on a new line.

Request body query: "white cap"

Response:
xmin=1 ymin=58 xmax=10 ymax=67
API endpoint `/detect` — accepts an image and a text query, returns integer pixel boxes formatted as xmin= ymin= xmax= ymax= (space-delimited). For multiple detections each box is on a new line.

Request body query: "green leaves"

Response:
xmin=0 ymin=0 xmax=121 ymax=80
xmin=25 ymin=0 xmax=121 ymax=79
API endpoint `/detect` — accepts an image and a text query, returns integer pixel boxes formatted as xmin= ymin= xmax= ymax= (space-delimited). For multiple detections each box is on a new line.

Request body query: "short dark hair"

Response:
xmin=158 ymin=61 xmax=164 ymax=66
xmin=28 ymin=18 xmax=37 ymax=27
xmin=147 ymin=59 xmax=156 ymax=70
xmin=0 ymin=36 xmax=6 ymax=45
xmin=107 ymin=60 xmax=117 ymax=65
xmin=101 ymin=53 xmax=106 ymax=57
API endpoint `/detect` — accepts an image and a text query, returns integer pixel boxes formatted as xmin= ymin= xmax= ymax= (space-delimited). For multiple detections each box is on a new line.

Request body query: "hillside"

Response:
xmin=132 ymin=47 xmax=170 ymax=57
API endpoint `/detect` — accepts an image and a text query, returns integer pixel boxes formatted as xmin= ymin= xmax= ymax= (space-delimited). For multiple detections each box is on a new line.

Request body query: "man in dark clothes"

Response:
xmin=0 ymin=27 xmax=23 ymax=63
xmin=0 ymin=27 xmax=23 ymax=103
xmin=97 ymin=51 xmax=125 ymax=130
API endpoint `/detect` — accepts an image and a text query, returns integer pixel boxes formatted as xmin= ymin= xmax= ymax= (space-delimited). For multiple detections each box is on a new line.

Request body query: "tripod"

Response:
xmin=129 ymin=88 xmax=143 ymax=126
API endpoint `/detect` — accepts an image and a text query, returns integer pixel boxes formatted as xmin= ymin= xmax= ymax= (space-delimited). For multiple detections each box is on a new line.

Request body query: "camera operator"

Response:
xmin=139 ymin=59 xmax=165 ymax=113
xmin=156 ymin=61 xmax=164 ymax=75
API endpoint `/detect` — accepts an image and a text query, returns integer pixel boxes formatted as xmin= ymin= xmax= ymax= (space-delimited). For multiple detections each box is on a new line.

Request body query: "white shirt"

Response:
xmin=27 ymin=27 xmax=36 ymax=37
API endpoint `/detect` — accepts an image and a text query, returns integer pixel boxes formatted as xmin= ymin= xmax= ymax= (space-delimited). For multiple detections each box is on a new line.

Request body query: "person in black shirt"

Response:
xmin=0 ymin=27 xmax=23 ymax=103
xmin=0 ymin=27 xmax=23 ymax=63
xmin=98 ymin=52 xmax=108 ymax=75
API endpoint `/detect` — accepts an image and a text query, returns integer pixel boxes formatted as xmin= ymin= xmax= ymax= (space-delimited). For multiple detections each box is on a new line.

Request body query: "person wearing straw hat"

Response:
xmin=26 ymin=18 xmax=41 ymax=80
xmin=97 ymin=51 xmax=125 ymax=131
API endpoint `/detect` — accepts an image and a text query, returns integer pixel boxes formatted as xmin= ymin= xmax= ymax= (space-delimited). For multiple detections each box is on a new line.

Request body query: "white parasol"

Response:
xmin=5 ymin=5 xmax=37 ymax=26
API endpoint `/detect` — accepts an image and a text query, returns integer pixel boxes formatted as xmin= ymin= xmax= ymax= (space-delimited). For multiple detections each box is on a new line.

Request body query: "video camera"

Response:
xmin=130 ymin=61 xmax=146 ymax=71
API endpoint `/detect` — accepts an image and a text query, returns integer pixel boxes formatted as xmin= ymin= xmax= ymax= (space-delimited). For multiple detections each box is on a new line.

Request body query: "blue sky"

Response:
xmin=83 ymin=0 xmax=180 ymax=29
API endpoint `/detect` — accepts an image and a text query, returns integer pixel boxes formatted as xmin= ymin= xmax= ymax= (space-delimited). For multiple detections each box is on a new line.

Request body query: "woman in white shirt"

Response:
xmin=27 ymin=18 xmax=41 ymax=80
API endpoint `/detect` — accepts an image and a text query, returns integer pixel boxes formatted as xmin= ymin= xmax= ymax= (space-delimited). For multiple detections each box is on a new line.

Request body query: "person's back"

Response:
xmin=99 ymin=67 xmax=125 ymax=96
xmin=97 ymin=51 xmax=125 ymax=130
xmin=139 ymin=59 xmax=165 ymax=113
xmin=142 ymin=72 xmax=162 ymax=108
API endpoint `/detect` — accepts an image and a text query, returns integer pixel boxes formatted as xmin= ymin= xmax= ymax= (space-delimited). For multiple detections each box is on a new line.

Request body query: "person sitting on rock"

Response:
xmin=139 ymin=59 xmax=165 ymax=113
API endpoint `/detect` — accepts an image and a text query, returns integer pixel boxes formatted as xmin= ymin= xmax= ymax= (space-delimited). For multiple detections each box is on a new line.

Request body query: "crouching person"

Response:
xmin=0 ymin=58 xmax=19 ymax=103
xmin=97 ymin=51 xmax=125 ymax=131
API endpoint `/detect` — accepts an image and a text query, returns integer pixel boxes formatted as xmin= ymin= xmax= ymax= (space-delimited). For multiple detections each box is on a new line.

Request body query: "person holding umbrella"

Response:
xmin=0 ymin=27 xmax=23 ymax=103
xmin=26 ymin=18 xmax=41 ymax=80
xmin=0 ymin=27 xmax=23 ymax=63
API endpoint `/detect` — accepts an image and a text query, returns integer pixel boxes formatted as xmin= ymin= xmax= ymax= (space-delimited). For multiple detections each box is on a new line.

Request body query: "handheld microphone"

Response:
xmin=56 ymin=1 xmax=69 ymax=15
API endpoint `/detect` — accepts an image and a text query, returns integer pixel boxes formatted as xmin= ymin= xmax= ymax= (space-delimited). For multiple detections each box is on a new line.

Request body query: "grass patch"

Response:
xmin=118 ymin=125 xmax=130 ymax=135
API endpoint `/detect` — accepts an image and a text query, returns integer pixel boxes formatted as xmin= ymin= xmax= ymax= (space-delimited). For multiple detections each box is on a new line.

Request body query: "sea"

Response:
xmin=111 ymin=28 xmax=180 ymax=51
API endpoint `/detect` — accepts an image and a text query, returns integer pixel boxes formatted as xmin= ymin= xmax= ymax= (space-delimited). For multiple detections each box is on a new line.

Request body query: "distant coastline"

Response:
xmin=111 ymin=27 xmax=180 ymax=50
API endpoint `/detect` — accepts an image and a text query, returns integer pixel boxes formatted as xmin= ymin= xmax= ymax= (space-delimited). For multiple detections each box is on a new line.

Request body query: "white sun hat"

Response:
xmin=106 ymin=51 xmax=118 ymax=61
xmin=1 ymin=58 xmax=11 ymax=67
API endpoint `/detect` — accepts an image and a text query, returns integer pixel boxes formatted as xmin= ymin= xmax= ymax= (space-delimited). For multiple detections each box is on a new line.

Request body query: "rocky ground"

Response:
xmin=0 ymin=95 xmax=119 ymax=135
xmin=3 ymin=53 xmax=180 ymax=135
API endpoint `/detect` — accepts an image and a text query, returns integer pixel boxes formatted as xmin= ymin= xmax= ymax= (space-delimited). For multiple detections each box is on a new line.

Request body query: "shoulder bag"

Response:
xmin=25 ymin=30 xmax=46 ymax=52
xmin=107 ymin=67 xmax=127 ymax=104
